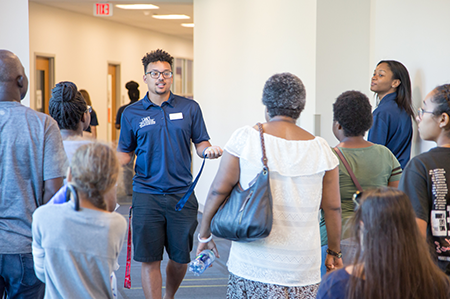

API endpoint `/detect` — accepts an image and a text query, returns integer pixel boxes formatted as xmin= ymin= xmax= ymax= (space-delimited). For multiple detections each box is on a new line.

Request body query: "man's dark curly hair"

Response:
xmin=142 ymin=49 xmax=173 ymax=73
xmin=333 ymin=90 xmax=373 ymax=137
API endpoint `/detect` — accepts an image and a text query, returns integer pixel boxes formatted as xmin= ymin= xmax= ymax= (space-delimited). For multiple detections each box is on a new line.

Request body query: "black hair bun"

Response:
xmin=52 ymin=81 xmax=78 ymax=102
xmin=126 ymin=81 xmax=139 ymax=91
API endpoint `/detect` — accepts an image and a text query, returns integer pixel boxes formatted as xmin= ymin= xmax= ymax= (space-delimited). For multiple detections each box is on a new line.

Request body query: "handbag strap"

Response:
xmin=257 ymin=123 xmax=268 ymax=168
xmin=124 ymin=206 xmax=132 ymax=289
xmin=333 ymin=147 xmax=363 ymax=192
xmin=176 ymin=124 xmax=267 ymax=211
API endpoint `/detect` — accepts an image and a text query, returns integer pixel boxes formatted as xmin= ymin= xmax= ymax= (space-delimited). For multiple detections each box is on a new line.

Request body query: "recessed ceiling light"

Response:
xmin=152 ymin=14 xmax=190 ymax=20
xmin=116 ymin=4 xmax=159 ymax=10
xmin=181 ymin=23 xmax=194 ymax=28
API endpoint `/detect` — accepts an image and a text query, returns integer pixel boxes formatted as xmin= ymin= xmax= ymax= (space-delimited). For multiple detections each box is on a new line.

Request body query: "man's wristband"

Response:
xmin=198 ymin=233 xmax=213 ymax=243
xmin=326 ymin=248 xmax=342 ymax=258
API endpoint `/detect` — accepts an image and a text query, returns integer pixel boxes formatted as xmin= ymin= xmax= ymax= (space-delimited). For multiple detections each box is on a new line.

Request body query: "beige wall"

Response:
xmin=370 ymin=0 xmax=450 ymax=154
xmin=29 ymin=2 xmax=193 ymax=141
xmin=0 ymin=0 xmax=30 ymax=106
xmin=193 ymin=0 xmax=450 ymax=208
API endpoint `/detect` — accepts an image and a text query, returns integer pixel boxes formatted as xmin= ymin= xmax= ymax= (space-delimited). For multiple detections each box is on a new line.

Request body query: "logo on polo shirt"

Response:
xmin=139 ymin=116 xmax=156 ymax=128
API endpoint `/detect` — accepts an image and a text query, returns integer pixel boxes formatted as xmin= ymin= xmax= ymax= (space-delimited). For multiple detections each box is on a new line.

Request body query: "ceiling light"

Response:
xmin=116 ymin=4 xmax=159 ymax=10
xmin=181 ymin=23 xmax=194 ymax=28
xmin=152 ymin=14 xmax=190 ymax=20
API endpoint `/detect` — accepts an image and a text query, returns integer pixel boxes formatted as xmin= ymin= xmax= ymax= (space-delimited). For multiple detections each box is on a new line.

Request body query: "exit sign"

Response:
xmin=94 ymin=3 xmax=113 ymax=16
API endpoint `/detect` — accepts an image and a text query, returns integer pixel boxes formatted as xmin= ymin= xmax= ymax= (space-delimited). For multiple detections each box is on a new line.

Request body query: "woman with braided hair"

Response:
xmin=49 ymin=81 xmax=91 ymax=162
xmin=32 ymin=142 xmax=127 ymax=299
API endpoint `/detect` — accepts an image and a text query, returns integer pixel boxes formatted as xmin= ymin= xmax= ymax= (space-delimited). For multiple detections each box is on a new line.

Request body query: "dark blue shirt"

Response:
xmin=117 ymin=92 xmax=210 ymax=194
xmin=317 ymin=268 xmax=355 ymax=299
xmin=368 ymin=92 xmax=412 ymax=169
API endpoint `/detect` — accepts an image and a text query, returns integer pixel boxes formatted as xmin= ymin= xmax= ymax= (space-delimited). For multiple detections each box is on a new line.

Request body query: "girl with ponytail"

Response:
xmin=32 ymin=142 xmax=127 ymax=299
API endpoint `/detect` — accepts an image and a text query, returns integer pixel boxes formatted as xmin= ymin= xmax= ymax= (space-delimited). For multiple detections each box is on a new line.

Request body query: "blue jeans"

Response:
xmin=0 ymin=253 xmax=44 ymax=299
xmin=320 ymin=245 xmax=328 ymax=277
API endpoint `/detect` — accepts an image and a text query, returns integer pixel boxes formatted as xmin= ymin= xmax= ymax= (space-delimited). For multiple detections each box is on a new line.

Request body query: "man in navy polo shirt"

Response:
xmin=117 ymin=49 xmax=222 ymax=299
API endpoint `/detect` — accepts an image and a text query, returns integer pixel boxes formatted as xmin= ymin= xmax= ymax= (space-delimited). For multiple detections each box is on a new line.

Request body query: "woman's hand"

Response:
xmin=325 ymin=254 xmax=343 ymax=273
xmin=197 ymin=239 xmax=220 ymax=258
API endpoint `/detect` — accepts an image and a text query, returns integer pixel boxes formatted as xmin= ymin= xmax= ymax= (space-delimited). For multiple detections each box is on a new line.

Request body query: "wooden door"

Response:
xmin=108 ymin=64 xmax=118 ymax=142
xmin=35 ymin=57 xmax=50 ymax=114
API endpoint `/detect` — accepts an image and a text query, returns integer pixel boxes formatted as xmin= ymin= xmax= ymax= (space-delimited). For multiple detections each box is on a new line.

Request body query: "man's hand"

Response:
xmin=203 ymin=146 xmax=223 ymax=159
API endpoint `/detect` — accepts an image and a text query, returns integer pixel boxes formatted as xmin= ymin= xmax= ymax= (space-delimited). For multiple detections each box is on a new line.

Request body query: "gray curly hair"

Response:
xmin=262 ymin=72 xmax=306 ymax=119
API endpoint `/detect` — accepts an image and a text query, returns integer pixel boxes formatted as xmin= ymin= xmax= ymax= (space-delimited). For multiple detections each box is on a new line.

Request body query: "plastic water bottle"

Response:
xmin=188 ymin=250 xmax=216 ymax=276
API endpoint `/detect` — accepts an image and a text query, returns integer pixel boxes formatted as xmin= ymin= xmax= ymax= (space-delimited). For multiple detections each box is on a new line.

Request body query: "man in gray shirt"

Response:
xmin=0 ymin=50 xmax=68 ymax=298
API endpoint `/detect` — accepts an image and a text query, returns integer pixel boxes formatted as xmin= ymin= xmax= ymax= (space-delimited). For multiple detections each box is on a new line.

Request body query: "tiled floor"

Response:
xmin=115 ymin=198 xmax=231 ymax=299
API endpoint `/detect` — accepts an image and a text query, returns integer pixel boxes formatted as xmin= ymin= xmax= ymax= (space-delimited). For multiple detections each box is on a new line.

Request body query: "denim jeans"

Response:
xmin=0 ymin=253 xmax=44 ymax=299
xmin=320 ymin=245 xmax=328 ymax=277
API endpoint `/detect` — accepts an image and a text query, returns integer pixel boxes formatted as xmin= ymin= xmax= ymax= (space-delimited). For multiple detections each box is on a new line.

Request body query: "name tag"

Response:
xmin=169 ymin=112 xmax=183 ymax=120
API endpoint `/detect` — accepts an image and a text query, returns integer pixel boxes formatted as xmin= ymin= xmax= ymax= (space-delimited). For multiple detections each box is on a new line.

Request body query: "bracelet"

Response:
xmin=202 ymin=147 xmax=210 ymax=158
xmin=198 ymin=233 xmax=213 ymax=243
xmin=326 ymin=248 xmax=342 ymax=258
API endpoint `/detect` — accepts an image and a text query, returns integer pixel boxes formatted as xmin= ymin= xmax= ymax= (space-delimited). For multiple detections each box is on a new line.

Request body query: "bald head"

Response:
xmin=0 ymin=49 xmax=28 ymax=101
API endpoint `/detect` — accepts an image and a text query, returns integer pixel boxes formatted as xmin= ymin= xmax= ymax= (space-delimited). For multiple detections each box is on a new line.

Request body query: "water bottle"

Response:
xmin=188 ymin=250 xmax=216 ymax=276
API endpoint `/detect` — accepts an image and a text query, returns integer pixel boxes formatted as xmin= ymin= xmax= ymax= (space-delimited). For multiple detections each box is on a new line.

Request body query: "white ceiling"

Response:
xmin=29 ymin=0 xmax=194 ymax=40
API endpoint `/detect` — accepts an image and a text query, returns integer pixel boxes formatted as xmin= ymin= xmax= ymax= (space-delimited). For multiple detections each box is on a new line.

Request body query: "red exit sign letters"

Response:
xmin=94 ymin=3 xmax=113 ymax=17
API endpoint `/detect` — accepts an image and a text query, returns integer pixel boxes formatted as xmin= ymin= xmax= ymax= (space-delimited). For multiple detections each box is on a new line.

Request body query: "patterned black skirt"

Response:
xmin=227 ymin=273 xmax=319 ymax=299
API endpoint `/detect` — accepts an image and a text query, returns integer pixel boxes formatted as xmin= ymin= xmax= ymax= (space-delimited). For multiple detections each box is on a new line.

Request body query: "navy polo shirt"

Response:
xmin=117 ymin=92 xmax=210 ymax=194
xmin=368 ymin=92 xmax=412 ymax=169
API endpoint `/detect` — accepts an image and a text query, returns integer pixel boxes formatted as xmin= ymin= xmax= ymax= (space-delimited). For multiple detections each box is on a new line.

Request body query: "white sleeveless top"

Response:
xmin=224 ymin=126 xmax=338 ymax=287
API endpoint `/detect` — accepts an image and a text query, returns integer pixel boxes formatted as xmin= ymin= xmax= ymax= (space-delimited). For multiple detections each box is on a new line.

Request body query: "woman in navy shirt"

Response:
xmin=317 ymin=187 xmax=450 ymax=299
xmin=368 ymin=60 xmax=414 ymax=169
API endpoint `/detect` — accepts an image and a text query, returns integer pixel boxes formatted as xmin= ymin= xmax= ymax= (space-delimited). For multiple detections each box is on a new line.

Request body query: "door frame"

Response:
xmin=107 ymin=62 xmax=121 ymax=143
xmin=34 ymin=53 xmax=55 ymax=113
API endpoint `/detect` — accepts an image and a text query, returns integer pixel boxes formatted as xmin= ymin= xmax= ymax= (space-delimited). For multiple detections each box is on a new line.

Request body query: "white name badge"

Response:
xmin=169 ymin=112 xmax=183 ymax=120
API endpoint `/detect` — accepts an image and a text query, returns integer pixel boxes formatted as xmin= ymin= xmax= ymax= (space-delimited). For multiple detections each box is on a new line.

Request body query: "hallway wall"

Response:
xmin=0 ymin=0 xmax=30 ymax=106
xmin=29 ymin=2 xmax=193 ymax=142
xmin=193 ymin=0 xmax=450 ymax=209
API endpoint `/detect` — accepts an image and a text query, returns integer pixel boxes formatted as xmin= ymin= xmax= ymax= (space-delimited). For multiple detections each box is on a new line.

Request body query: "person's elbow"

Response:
xmin=32 ymin=245 xmax=46 ymax=282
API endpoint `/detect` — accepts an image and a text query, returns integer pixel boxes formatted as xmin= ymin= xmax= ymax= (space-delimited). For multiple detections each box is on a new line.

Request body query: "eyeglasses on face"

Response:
xmin=352 ymin=191 xmax=363 ymax=209
xmin=417 ymin=107 xmax=433 ymax=119
xmin=85 ymin=105 xmax=92 ymax=114
xmin=145 ymin=70 xmax=173 ymax=79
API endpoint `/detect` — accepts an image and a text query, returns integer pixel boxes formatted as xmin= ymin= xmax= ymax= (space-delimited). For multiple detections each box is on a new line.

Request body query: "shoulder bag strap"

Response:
xmin=257 ymin=123 xmax=268 ymax=169
xmin=333 ymin=147 xmax=363 ymax=192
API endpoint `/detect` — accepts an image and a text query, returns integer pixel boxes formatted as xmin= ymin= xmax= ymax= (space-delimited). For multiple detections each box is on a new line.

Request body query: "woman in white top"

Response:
xmin=198 ymin=73 xmax=342 ymax=298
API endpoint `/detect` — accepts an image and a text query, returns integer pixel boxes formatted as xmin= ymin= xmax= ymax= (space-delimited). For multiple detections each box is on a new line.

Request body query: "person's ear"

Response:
xmin=143 ymin=73 xmax=148 ymax=83
xmin=392 ymin=79 xmax=401 ymax=89
xmin=333 ymin=121 xmax=342 ymax=131
xmin=440 ymin=112 xmax=450 ymax=129
xmin=17 ymin=75 xmax=24 ymax=88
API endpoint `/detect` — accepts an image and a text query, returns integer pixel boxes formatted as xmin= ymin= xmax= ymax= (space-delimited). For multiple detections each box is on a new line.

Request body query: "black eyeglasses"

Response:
xmin=417 ymin=108 xmax=433 ymax=119
xmin=352 ymin=191 xmax=363 ymax=209
xmin=85 ymin=105 xmax=92 ymax=114
xmin=146 ymin=70 xmax=173 ymax=79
